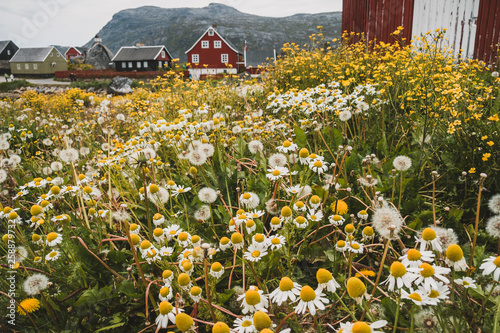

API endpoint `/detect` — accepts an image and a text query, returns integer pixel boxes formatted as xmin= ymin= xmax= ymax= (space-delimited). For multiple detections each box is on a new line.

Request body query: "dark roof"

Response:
xmin=112 ymin=46 xmax=170 ymax=61
xmin=185 ymin=26 xmax=242 ymax=54
xmin=0 ymin=41 xmax=11 ymax=53
xmin=10 ymin=47 xmax=59 ymax=62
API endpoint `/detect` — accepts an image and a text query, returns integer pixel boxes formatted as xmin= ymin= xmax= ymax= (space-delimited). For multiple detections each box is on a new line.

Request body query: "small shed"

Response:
xmin=112 ymin=45 xmax=172 ymax=71
xmin=0 ymin=40 xmax=19 ymax=75
xmin=342 ymin=0 xmax=500 ymax=64
xmin=9 ymin=47 xmax=67 ymax=76
xmin=65 ymin=47 xmax=87 ymax=61
xmin=185 ymin=26 xmax=244 ymax=78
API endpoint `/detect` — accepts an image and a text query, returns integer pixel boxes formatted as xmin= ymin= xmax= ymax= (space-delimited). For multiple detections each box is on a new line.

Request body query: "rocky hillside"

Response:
xmin=84 ymin=3 xmax=342 ymax=66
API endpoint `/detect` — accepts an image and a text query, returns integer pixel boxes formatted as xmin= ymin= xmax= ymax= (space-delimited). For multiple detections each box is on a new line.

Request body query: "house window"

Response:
xmin=121 ymin=62 xmax=126 ymax=69
xmin=25 ymin=64 xmax=29 ymax=69
xmin=128 ymin=62 xmax=133 ymax=68
xmin=221 ymin=54 xmax=228 ymax=63
xmin=7 ymin=50 xmax=10 ymax=56
xmin=143 ymin=61 xmax=148 ymax=68
xmin=161 ymin=51 xmax=165 ymax=58
xmin=214 ymin=41 xmax=221 ymax=48
xmin=137 ymin=61 xmax=141 ymax=68
xmin=192 ymin=54 xmax=199 ymax=63
xmin=208 ymin=29 xmax=214 ymax=36
xmin=201 ymin=41 xmax=209 ymax=48
xmin=158 ymin=61 xmax=162 ymax=68
xmin=17 ymin=64 xmax=20 ymax=70
xmin=50 ymin=52 xmax=53 ymax=57
xmin=33 ymin=64 xmax=38 ymax=70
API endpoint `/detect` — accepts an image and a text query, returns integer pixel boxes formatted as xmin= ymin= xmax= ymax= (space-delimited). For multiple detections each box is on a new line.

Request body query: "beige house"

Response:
xmin=10 ymin=47 xmax=67 ymax=76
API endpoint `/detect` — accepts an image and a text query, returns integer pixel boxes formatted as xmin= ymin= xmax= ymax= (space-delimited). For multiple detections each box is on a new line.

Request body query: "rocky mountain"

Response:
xmin=83 ymin=3 xmax=342 ymax=66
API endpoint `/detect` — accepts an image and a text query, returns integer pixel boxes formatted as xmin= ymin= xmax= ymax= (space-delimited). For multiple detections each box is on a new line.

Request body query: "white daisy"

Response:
xmin=316 ymin=268 xmax=340 ymax=293
xmin=328 ymin=214 xmax=345 ymax=226
xmin=155 ymin=301 xmax=183 ymax=329
xmin=480 ymin=256 xmax=500 ymax=280
xmin=233 ymin=316 xmax=256 ymax=333
xmin=244 ymin=244 xmax=268 ymax=262
xmin=306 ymin=209 xmax=324 ymax=223
xmin=268 ymin=235 xmax=286 ymax=250
xmin=269 ymin=277 xmax=301 ymax=306
xmin=417 ymin=228 xmax=443 ymax=252
xmin=409 ymin=263 xmax=451 ymax=290
xmin=45 ymin=250 xmax=60 ymax=262
xmin=210 ymin=262 xmax=225 ymax=279
xmin=455 ymin=277 xmax=477 ymax=289
xmin=400 ymin=249 xmax=434 ymax=268
xmin=294 ymin=286 xmax=329 ymax=316
xmin=382 ymin=261 xmax=419 ymax=292
xmin=266 ymin=166 xmax=289 ymax=181
xmin=45 ymin=232 xmax=62 ymax=247
xmin=401 ymin=288 xmax=433 ymax=306
xmin=238 ymin=286 xmax=269 ymax=314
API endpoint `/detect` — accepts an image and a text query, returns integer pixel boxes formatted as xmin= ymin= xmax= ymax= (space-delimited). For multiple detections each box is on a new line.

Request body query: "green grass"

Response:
xmin=0 ymin=79 xmax=32 ymax=92
xmin=70 ymin=80 xmax=111 ymax=90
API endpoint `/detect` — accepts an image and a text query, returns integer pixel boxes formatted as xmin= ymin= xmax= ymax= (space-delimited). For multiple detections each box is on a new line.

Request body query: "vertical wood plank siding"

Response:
xmin=342 ymin=0 xmax=414 ymax=44
xmin=474 ymin=0 xmax=500 ymax=64
xmin=411 ymin=0 xmax=479 ymax=60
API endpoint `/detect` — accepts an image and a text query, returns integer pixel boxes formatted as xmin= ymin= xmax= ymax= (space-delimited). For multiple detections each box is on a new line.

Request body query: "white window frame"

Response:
xmin=192 ymin=54 xmax=199 ymax=63
xmin=17 ymin=64 xmax=20 ymax=70
xmin=161 ymin=51 xmax=165 ymax=58
xmin=50 ymin=52 xmax=53 ymax=57
xmin=121 ymin=62 xmax=126 ymax=69
xmin=201 ymin=41 xmax=209 ymax=48
xmin=7 ymin=50 xmax=11 ymax=56
xmin=221 ymin=54 xmax=228 ymax=63
xmin=214 ymin=41 xmax=221 ymax=48
xmin=137 ymin=61 xmax=141 ymax=68
xmin=143 ymin=61 xmax=148 ymax=68
xmin=128 ymin=62 xmax=133 ymax=68
xmin=33 ymin=64 xmax=38 ymax=70
xmin=158 ymin=61 xmax=162 ymax=68
xmin=208 ymin=30 xmax=214 ymax=36
xmin=25 ymin=64 xmax=29 ymax=69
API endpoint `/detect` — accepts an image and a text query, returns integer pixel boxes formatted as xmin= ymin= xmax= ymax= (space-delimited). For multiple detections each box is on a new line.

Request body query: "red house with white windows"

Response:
xmin=65 ymin=47 xmax=85 ymax=60
xmin=185 ymin=26 xmax=244 ymax=79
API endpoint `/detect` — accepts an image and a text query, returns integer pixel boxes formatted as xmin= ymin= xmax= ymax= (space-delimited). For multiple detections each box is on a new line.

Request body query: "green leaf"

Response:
xmin=294 ymin=126 xmax=307 ymax=147
xmin=325 ymin=249 xmax=336 ymax=262
xmin=377 ymin=133 xmax=389 ymax=158
xmin=74 ymin=285 xmax=113 ymax=307
xmin=218 ymin=289 xmax=235 ymax=304
xmin=93 ymin=322 xmax=126 ymax=332
xmin=381 ymin=297 xmax=397 ymax=321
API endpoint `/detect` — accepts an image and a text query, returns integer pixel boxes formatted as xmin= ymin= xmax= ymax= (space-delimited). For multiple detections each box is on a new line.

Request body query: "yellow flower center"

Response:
xmin=246 ymin=220 xmax=255 ymax=228
xmin=46 ymin=232 xmax=58 ymax=242
xmin=211 ymin=262 xmax=223 ymax=272
xmin=271 ymin=217 xmax=281 ymax=225
xmin=311 ymin=214 xmax=317 ymax=220
xmin=332 ymin=215 xmax=342 ymax=221
xmin=300 ymin=286 xmax=316 ymax=302
xmin=147 ymin=249 xmax=157 ymax=258
xmin=49 ymin=251 xmax=58 ymax=258
xmin=254 ymin=233 xmax=265 ymax=243
xmin=337 ymin=240 xmax=346 ymax=248
xmin=160 ymin=287 xmax=170 ymax=297
xmin=299 ymin=148 xmax=309 ymax=158
xmin=281 ymin=206 xmax=292 ymax=217
xmin=130 ymin=234 xmax=140 ymax=245
xmin=178 ymin=188 xmax=184 ymax=193
xmin=220 ymin=237 xmax=230 ymax=245
xmin=149 ymin=184 xmax=159 ymax=194
xmin=231 ymin=232 xmax=243 ymax=244
xmin=407 ymin=249 xmax=422 ymax=261
xmin=419 ymin=263 xmax=435 ymax=277
xmin=169 ymin=230 xmax=177 ymax=235
xmin=283 ymin=140 xmax=291 ymax=148
xmin=175 ymin=313 xmax=193 ymax=331
xmin=182 ymin=260 xmax=193 ymax=271
xmin=446 ymin=244 xmax=463 ymax=262
xmin=190 ymin=286 xmax=201 ymax=296
xmin=316 ymin=268 xmax=333 ymax=284
xmin=130 ymin=223 xmax=139 ymax=231
xmin=352 ymin=322 xmax=371 ymax=333
xmin=295 ymin=201 xmax=304 ymax=208
xmin=162 ymin=270 xmax=172 ymax=279
xmin=50 ymin=186 xmax=60 ymax=194
xmin=351 ymin=243 xmax=360 ymax=250
xmin=347 ymin=277 xmax=366 ymax=298
xmin=363 ymin=226 xmax=374 ymax=236
xmin=279 ymin=277 xmax=294 ymax=291
xmin=428 ymin=290 xmax=439 ymax=298
xmin=390 ymin=261 xmax=407 ymax=278
xmin=139 ymin=240 xmax=151 ymax=250
xmin=422 ymin=228 xmax=437 ymax=241
xmin=271 ymin=237 xmax=281 ymax=245
xmin=409 ymin=293 xmax=422 ymax=301
xmin=310 ymin=195 xmax=320 ymax=204
xmin=178 ymin=232 xmax=188 ymax=241
xmin=192 ymin=235 xmax=200 ymax=243
xmin=345 ymin=224 xmax=355 ymax=234
xmin=242 ymin=320 xmax=252 ymax=327
xmin=30 ymin=205 xmax=43 ymax=216
xmin=243 ymin=193 xmax=251 ymax=200
xmin=253 ymin=310 xmax=272 ymax=330
xmin=212 ymin=322 xmax=230 ymax=333
xmin=245 ymin=289 xmax=261 ymax=305
xmin=153 ymin=213 xmax=163 ymax=220
xmin=272 ymin=170 xmax=281 ymax=176
xmin=153 ymin=228 xmax=163 ymax=237
xmin=494 ymin=256 xmax=500 ymax=267
xmin=178 ymin=273 xmax=191 ymax=286
xmin=251 ymin=250 xmax=261 ymax=258
xmin=359 ymin=210 xmax=367 ymax=215
xmin=32 ymin=234 xmax=41 ymax=242
xmin=296 ymin=216 xmax=306 ymax=224
xmin=309 ymin=153 xmax=318 ymax=159
xmin=313 ymin=161 xmax=323 ymax=168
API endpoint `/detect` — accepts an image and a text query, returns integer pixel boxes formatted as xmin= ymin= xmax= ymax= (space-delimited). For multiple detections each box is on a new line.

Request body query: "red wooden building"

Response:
xmin=65 ymin=47 xmax=86 ymax=61
xmin=185 ymin=26 xmax=244 ymax=79
xmin=342 ymin=0 xmax=500 ymax=65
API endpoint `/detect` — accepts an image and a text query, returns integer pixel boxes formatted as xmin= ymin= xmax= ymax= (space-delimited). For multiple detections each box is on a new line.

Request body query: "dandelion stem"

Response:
xmin=469 ymin=175 xmax=485 ymax=269
xmin=398 ymin=170 xmax=403 ymax=211
xmin=392 ymin=292 xmax=401 ymax=333
xmin=334 ymin=292 xmax=356 ymax=321
xmin=141 ymin=167 xmax=152 ymax=240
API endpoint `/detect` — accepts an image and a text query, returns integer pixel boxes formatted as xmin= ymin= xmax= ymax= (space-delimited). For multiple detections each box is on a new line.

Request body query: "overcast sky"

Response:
xmin=0 ymin=0 xmax=342 ymax=47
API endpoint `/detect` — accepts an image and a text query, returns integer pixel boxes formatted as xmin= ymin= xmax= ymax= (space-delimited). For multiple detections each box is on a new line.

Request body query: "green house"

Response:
xmin=10 ymin=46 xmax=67 ymax=76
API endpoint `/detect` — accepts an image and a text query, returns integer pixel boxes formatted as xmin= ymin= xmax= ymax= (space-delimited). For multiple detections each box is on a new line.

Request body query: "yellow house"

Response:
xmin=10 ymin=47 xmax=67 ymax=76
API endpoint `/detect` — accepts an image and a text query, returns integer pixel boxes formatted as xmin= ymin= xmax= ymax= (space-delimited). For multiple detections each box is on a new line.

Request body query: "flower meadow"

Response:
xmin=1 ymin=30 xmax=500 ymax=332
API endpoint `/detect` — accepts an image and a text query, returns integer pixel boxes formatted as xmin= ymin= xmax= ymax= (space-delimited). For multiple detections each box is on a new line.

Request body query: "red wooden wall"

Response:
xmin=187 ymin=31 xmax=241 ymax=70
xmin=474 ymin=0 xmax=500 ymax=65
xmin=342 ymin=0 xmax=415 ymax=44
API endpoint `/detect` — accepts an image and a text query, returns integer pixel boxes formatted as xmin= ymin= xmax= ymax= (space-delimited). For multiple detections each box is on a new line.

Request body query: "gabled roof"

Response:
xmin=185 ymin=26 xmax=242 ymax=54
xmin=10 ymin=47 xmax=63 ymax=62
xmin=65 ymin=47 xmax=86 ymax=56
xmin=0 ymin=40 xmax=14 ymax=54
xmin=112 ymin=46 xmax=172 ymax=62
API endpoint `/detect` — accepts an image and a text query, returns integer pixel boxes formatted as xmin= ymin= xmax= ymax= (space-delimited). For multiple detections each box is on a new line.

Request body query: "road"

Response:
xmin=25 ymin=78 xmax=71 ymax=85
